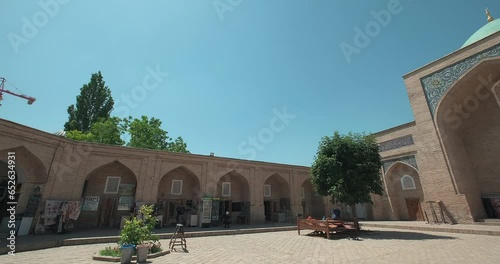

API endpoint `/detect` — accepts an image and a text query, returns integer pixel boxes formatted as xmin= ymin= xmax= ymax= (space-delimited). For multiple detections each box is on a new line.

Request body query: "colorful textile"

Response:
xmin=43 ymin=200 xmax=62 ymax=226
xmin=67 ymin=201 xmax=81 ymax=220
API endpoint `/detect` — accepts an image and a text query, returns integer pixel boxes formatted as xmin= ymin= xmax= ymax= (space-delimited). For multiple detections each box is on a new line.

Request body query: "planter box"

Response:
xmin=93 ymin=250 xmax=170 ymax=262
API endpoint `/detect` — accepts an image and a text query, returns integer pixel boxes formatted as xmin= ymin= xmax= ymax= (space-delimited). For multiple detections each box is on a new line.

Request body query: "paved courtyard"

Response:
xmin=1 ymin=227 xmax=500 ymax=263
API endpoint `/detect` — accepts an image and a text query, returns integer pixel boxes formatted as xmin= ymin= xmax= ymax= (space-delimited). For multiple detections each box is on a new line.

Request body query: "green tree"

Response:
xmin=310 ymin=131 xmax=383 ymax=229
xmin=125 ymin=116 xmax=170 ymax=150
xmin=90 ymin=117 xmax=126 ymax=145
xmin=64 ymin=71 xmax=114 ymax=132
xmin=66 ymin=117 xmax=125 ymax=145
xmin=168 ymin=136 xmax=190 ymax=153
xmin=65 ymin=130 xmax=95 ymax=142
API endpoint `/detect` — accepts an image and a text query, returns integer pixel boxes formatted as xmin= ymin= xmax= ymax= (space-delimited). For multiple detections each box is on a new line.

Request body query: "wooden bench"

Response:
xmin=297 ymin=218 xmax=357 ymax=239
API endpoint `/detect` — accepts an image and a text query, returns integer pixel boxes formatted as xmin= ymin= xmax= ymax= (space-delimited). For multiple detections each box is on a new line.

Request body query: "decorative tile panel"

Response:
xmin=382 ymin=155 xmax=418 ymax=172
xmin=378 ymin=135 xmax=414 ymax=152
xmin=420 ymin=44 xmax=500 ymax=117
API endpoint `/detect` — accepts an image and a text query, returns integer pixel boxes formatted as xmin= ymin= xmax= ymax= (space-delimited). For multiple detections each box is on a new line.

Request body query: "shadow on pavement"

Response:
xmin=304 ymin=229 xmax=456 ymax=241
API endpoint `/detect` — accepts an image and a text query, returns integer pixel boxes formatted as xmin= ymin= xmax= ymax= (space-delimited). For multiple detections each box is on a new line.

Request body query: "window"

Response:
xmin=171 ymin=180 xmax=183 ymax=195
xmin=300 ymin=187 xmax=305 ymax=200
xmin=222 ymin=182 xmax=231 ymax=197
xmin=264 ymin=184 xmax=271 ymax=197
xmin=104 ymin=176 xmax=121 ymax=194
xmin=401 ymin=175 xmax=416 ymax=190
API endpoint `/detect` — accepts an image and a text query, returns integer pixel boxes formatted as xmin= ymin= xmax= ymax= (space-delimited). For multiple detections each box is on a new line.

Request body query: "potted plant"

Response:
xmin=119 ymin=205 xmax=159 ymax=263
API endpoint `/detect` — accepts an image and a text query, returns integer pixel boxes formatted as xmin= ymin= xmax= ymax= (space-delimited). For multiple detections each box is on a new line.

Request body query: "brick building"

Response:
xmin=370 ymin=11 xmax=500 ymax=224
xmin=0 ymin=118 xmax=326 ymax=234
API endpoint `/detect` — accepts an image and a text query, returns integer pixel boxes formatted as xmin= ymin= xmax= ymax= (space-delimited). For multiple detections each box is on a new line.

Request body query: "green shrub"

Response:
xmin=118 ymin=205 xmax=159 ymax=246
xmin=150 ymin=242 xmax=162 ymax=254
xmin=99 ymin=246 xmax=121 ymax=257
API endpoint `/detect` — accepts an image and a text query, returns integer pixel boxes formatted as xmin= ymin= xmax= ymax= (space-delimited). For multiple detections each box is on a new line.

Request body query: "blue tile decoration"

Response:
xmin=378 ymin=135 xmax=414 ymax=152
xmin=420 ymin=44 xmax=500 ymax=117
xmin=382 ymin=155 xmax=418 ymax=172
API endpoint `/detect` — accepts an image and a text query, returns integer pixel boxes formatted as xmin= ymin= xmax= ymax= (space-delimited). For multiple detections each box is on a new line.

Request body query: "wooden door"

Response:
xmin=406 ymin=198 xmax=423 ymax=221
xmin=97 ymin=197 xmax=118 ymax=227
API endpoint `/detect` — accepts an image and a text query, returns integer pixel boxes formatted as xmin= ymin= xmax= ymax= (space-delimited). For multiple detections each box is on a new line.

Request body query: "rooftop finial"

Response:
xmin=486 ymin=8 xmax=494 ymax=22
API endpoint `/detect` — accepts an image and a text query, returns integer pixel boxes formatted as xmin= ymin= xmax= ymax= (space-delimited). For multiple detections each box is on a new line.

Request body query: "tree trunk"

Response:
xmin=349 ymin=204 xmax=360 ymax=232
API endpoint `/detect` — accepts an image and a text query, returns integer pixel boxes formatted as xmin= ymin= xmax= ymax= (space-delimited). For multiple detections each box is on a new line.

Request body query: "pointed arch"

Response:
xmin=85 ymin=160 xmax=137 ymax=182
xmin=158 ymin=165 xmax=201 ymax=200
xmin=0 ymin=146 xmax=47 ymax=184
xmin=434 ymin=58 xmax=500 ymax=120
xmin=434 ymin=57 xmax=500 ymax=220
xmin=385 ymin=161 xmax=418 ymax=178
xmin=77 ymin=160 xmax=137 ymax=228
xmin=300 ymin=178 xmax=325 ymax=218
xmin=262 ymin=173 xmax=291 ymax=222
xmin=216 ymin=169 xmax=250 ymax=202
xmin=384 ymin=161 xmax=424 ymax=221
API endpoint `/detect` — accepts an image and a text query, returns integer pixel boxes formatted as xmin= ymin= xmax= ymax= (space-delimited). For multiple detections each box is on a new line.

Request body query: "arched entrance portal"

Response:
xmin=215 ymin=170 xmax=250 ymax=225
xmin=0 ymin=147 xmax=47 ymax=234
xmin=384 ymin=162 xmax=424 ymax=220
xmin=435 ymin=58 xmax=500 ymax=220
xmin=157 ymin=166 xmax=201 ymax=226
xmin=79 ymin=161 xmax=137 ymax=228
xmin=263 ymin=173 xmax=290 ymax=222
xmin=300 ymin=179 xmax=325 ymax=218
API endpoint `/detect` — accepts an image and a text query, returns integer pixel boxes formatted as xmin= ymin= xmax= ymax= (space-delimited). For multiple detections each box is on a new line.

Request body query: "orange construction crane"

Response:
xmin=0 ymin=77 xmax=36 ymax=106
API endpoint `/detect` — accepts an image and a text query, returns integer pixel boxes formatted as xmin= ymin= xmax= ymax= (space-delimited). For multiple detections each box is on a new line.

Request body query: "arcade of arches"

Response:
xmin=2 ymin=17 xmax=500 ymax=236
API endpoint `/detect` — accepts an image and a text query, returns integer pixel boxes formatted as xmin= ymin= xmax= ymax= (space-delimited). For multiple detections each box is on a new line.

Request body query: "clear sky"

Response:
xmin=2 ymin=0 xmax=499 ymax=167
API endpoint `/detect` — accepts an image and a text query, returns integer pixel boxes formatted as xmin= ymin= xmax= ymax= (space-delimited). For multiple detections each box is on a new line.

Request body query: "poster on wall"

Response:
xmin=202 ymin=198 xmax=212 ymax=224
xmin=118 ymin=196 xmax=134 ymax=211
xmin=118 ymin=184 xmax=136 ymax=195
xmin=82 ymin=196 xmax=100 ymax=211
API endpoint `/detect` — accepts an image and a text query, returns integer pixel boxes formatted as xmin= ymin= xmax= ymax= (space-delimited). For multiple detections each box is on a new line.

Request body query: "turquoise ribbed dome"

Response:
xmin=462 ymin=19 xmax=500 ymax=48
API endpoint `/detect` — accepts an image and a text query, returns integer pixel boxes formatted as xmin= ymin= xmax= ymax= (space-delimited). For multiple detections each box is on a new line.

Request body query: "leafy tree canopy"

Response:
xmin=310 ymin=131 xmax=383 ymax=212
xmin=62 ymin=71 xmax=190 ymax=153
xmin=168 ymin=136 xmax=190 ymax=154
xmin=124 ymin=116 xmax=169 ymax=151
xmin=65 ymin=117 xmax=125 ymax=145
xmin=64 ymin=71 xmax=114 ymax=132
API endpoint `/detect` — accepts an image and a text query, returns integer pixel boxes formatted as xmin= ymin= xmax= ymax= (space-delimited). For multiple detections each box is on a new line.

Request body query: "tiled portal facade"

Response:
xmin=372 ymin=31 xmax=500 ymax=224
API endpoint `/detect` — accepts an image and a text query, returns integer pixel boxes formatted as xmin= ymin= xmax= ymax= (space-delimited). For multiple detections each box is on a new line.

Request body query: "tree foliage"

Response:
xmin=90 ymin=117 xmax=126 ymax=145
xmin=64 ymin=71 xmax=114 ymax=132
xmin=168 ymin=136 xmax=190 ymax=154
xmin=62 ymin=71 xmax=190 ymax=153
xmin=125 ymin=116 xmax=170 ymax=150
xmin=310 ymin=131 xmax=383 ymax=218
xmin=119 ymin=205 xmax=159 ymax=246
xmin=66 ymin=117 xmax=125 ymax=145
xmin=65 ymin=130 xmax=95 ymax=142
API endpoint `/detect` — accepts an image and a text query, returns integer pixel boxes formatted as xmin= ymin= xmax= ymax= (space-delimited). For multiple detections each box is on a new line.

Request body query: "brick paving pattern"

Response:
xmin=2 ymin=227 xmax=500 ymax=263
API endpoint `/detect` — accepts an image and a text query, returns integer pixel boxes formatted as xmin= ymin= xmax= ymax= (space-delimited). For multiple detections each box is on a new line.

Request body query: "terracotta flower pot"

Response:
xmin=136 ymin=244 xmax=149 ymax=263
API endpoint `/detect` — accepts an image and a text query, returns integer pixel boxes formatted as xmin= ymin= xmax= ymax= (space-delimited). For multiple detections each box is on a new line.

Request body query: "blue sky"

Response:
xmin=2 ymin=0 xmax=499 ymax=167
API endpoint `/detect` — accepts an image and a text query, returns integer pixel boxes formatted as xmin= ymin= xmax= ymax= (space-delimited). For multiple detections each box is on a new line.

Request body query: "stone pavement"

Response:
xmin=2 ymin=227 xmax=500 ymax=264
xmin=360 ymin=220 xmax=500 ymax=236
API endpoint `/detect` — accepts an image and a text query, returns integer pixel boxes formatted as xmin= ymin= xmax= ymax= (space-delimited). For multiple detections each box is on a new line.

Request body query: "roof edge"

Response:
xmin=372 ymin=121 xmax=416 ymax=137
xmin=0 ymin=118 xmax=310 ymax=170
xmin=403 ymin=31 xmax=500 ymax=79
